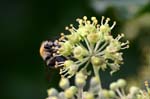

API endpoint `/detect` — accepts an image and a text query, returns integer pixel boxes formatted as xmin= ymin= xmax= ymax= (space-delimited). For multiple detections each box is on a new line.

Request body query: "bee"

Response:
xmin=40 ymin=40 xmax=66 ymax=68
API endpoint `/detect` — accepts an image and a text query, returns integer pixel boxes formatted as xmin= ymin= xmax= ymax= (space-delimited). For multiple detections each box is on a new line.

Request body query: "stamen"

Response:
xmin=96 ymin=24 xmax=100 ymax=28
xmin=65 ymin=26 xmax=69 ymax=30
xmin=55 ymin=63 xmax=64 ymax=68
xmin=78 ymin=19 xmax=83 ymax=25
xmin=60 ymin=68 xmax=69 ymax=74
xmin=70 ymin=24 xmax=73 ymax=27
xmin=60 ymin=33 xmax=64 ymax=36
xmin=87 ymin=20 xmax=91 ymax=24
xmin=69 ymin=24 xmax=77 ymax=32
xmin=116 ymin=34 xmax=124 ymax=40
xmin=121 ymin=41 xmax=129 ymax=46
xmin=121 ymin=45 xmax=129 ymax=49
xmin=111 ymin=21 xmax=116 ymax=29
xmin=91 ymin=17 xmax=98 ymax=25
xmin=105 ymin=18 xmax=110 ymax=25
xmin=101 ymin=16 xmax=105 ymax=25
xmin=63 ymin=72 xmax=70 ymax=77
xmin=145 ymin=81 xmax=149 ymax=87
xmin=83 ymin=16 xmax=87 ymax=20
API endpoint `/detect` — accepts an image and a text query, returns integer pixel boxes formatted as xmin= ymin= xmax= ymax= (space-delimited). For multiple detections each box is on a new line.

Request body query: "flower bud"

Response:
xmin=67 ymin=33 xmax=81 ymax=44
xmin=102 ymin=89 xmax=109 ymax=98
xmin=64 ymin=88 xmax=74 ymax=98
xmin=110 ymin=82 xmax=118 ymax=90
xmin=46 ymin=96 xmax=58 ymax=99
xmin=106 ymin=40 xmax=121 ymax=53
xmin=73 ymin=46 xmax=88 ymax=60
xmin=59 ymin=41 xmax=72 ymax=56
xmin=69 ymin=86 xmax=78 ymax=94
xmin=83 ymin=92 xmax=94 ymax=99
xmin=90 ymin=76 xmax=99 ymax=87
xmin=47 ymin=88 xmax=58 ymax=96
xmin=64 ymin=60 xmax=74 ymax=67
xmin=129 ymin=86 xmax=139 ymax=95
xmin=108 ymin=90 xmax=116 ymax=98
xmin=75 ymin=72 xmax=86 ymax=87
xmin=100 ymin=24 xmax=111 ymax=33
xmin=87 ymin=33 xmax=100 ymax=44
xmin=91 ymin=56 xmax=104 ymax=67
xmin=77 ymin=27 xmax=89 ymax=37
xmin=75 ymin=77 xmax=86 ymax=87
xmin=76 ymin=72 xmax=86 ymax=79
xmin=58 ymin=92 xmax=65 ymax=99
xmin=117 ymin=79 xmax=126 ymax=88
xmin=59 ymin=78 xmax=70 ymax=89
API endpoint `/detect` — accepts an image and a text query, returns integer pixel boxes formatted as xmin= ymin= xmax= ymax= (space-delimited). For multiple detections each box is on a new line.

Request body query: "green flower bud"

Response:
xmin=75 ymin=72 xmax=86 ymax=87
xmin=77 ymin=27 xmax=89 ymax=37
xmin=90 ymin=76 xmax=99 ymax=87
xmin=87 ymin=33 xmax=100 ymax=44
xmin=64 ymin=60 xmax=74 ymax=67
xmin=67 ymin=33 xmax=81 ymax=44
xmin=46 ymin=96 xmax=58 ymax=99
xmin=91 ymin=56 xmax=104 ymax=67
xmin=106 ymin=40 xmax=121 ymax=53
xmin=69 ymin=86 xmax=78 ymax=94
xmin=100 ymin=24 xmax=111 ymax=33
xmin=129 ymin=86 xmax=139 ymax=95
xmin=108 ymin=90 xmax=116 ymax=98
xmin=67 ymin=65 xmax=79 ymax=77
xmin=58 ymin=92 xmax=65 ymax=99
xmin=47 ymin=88 xmax=58 ymax=96
xmin=75 ymin=77 xmax=86 ymax=87
xmin=102 ymin=89 xmax=109 ymax=98
xmin=64 ymin=88 xmax=74 ymax=99
xmin=59 ymin=78 xmax=70 ymax=89
xmin=59 ymin=41 xmax=72 ymax=56
xmin=137 ymin=94 xmax=142 ymax=99
xmin=110 ymin=82 xmax=118 ymax=90
xmin=117 ymin=79 xmax=126 ymax=88
xmin=83 ymin=92 xmax=94 ymax=99
xmin=73 ymin=46 xmax=88 ymax=60
xmin=76 ymin=72 xmax=86 ymax=79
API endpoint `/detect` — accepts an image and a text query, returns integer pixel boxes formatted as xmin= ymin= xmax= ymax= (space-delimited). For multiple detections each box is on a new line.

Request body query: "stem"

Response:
xmin=96 ymin=42 xmax=108 ymax=53
xmin=121 ymin=88 xmax=126 ymax=97
xmin=77 ymin=88 xmax=83 ymax=99
xmin=93 ymin=66 xmax=104 ymax=99
xmin=77 ymin=57 xmax=90 ymax=66
xmin=81 ymin=60 xmax=90 ymax=72
xmin=84 ymin=37 xmax=92 ymax=54
xmin=116 ymin=89 xmax=124 ymax=98
xmin=94 ymin=40 xmax=102 ymax=52
xmin=96 ymin=51 xmax=105 ymax=56
xmin=93 ymin=66 xmax=102 ymax=89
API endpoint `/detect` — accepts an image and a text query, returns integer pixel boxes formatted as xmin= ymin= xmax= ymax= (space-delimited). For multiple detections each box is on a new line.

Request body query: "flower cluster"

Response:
xmin=46 ymin=72 xmax=150 ymax=99
xmin=107 ymin=80 xmax=150 ymax=99
xmin=46 ymin=72 xmax=100 ymax=99
xmin=51 ymin=16 xmax=129 ymax=78
xmin=40 ymin=16 xmax=150 ymax=99
xmin=136 ymin=81 xmax=150 ymax=99
xmin=46 ymin=72 xmax=113 ymax=99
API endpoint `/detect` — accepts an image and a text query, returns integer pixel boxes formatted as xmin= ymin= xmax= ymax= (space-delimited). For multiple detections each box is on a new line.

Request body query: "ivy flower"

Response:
xmin=55 ymin=16 xmax=129 ymax=78
xmin=40 ymin=16 xmax=129 ymax=78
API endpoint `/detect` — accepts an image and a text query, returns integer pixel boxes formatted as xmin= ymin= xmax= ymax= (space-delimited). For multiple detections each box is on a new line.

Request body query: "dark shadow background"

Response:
xmin=0 ymin=0 xmax=149 ymax=99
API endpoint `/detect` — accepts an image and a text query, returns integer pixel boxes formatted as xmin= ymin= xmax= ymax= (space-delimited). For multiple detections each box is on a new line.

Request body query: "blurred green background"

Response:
xmin=0 ymin=0 xmax=150 ymax=99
